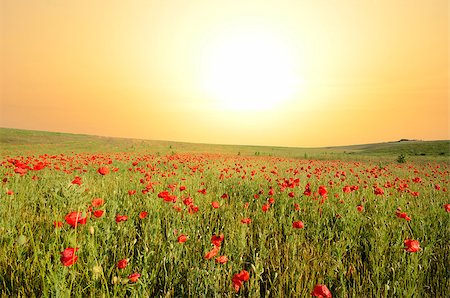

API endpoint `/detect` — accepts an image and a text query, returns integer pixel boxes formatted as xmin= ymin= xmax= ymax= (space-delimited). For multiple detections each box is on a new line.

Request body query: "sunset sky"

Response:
xmin=1 ymin=0 xmax=448 ymax=147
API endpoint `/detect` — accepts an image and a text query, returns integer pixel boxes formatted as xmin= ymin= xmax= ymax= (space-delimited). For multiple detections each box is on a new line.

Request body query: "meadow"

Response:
xmin=0 ymin=128 xmax=449 ymax=297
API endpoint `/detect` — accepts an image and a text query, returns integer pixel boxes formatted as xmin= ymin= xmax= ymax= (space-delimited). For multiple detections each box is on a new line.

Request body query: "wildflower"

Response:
xmin=65 ymin=211 xmax=87 ymax=228
xmin=115 ymin=215 xmax=128 ymax=223
xmin=91 ymin=198 xmax=104 ymax=207
xmin=158 ymin=191 xmax=176 ymax=202
xmin=262 ymin=203 xmax=270 ymax=212
xmin=177 ymin=234 xmax=187 ymax=243
xmin=292 ymin=221 xmax=304 ymax=229
xmin=60 ymin=247 xmax=79 ymax=266
xmin=211 ymin=201 xmax=220 ymax=209
xmin=318 ymin=186 xmax=327 ymax=197
xmin=204 ymin=246 xmax=220 ymax=260
xmin=356 ymin=205 xmax=364 ymax=212
xmin=139 ymin=211 xmax=148 ymax=219
xmin=53 ymin=221 xmax=63 ymax=228
xmin=374 ymin=187 xmax=384 ymax=196
xmin=312 ymin=284 xmax=332 ymax=298
xmin=188 ymin=205 xmax=199 ymax=214
xmin=396 ymin=211 xmax=411 ymax=221
xmin=215 ymin=255 xmax=228 ymax=264
xmin=444 ymin=204 xmax=450 ymax=213
xmin=211 ymin=234 xmax=224 ymax=247
xmin=183 ymin=196 xmax=194 ymax=206
xmin=93 ymin=210 xmax=104 ymax=218
xmin=343 ymin=185 xmax=351 ymax=193
xmin=71 ymin=176 xmax=82 ymax=185
xmin=128 ymin=273 xmax=140 ymax=283
xmin=241 ymin=218 xmax=251 ymax=224
xmin=117 ymin=259 xmax=128 ymax=269
xmin=98 ymin=167 xmax=109 ymax=175
xmin=232 ymin=270 xmax=250 ymax=292
xmin=404 ymin=239 xmax=421 ymax=252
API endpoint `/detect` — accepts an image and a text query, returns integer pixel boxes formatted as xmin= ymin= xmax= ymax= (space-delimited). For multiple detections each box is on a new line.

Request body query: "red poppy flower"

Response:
xmin=139 ymin=211 xmax=148 ymax=219
xmin=262 ymin=203 xmax=270 ymax=212
xmin=232 ymin=270 xmax=250 ymax=292
xmin=33 ymin=162 xmax=46 ymax=171
xmin=183 ymin=196 xmax=194 ymax=206
xmin=374 ymin=187 xmax=384 ymax=196
xmin=211 ymin=234 xmax=224 ymax=247
xmin=288 ymin=192 xmax=295 ymax=198
xmin=343 ymin=185 xmax=351 ymax=193
xmin=179 ymin=185 xmax=186 ymax=191
xmin=204 ymin=246 xmax=220 ymax=259
xmin=65 ymin=211 xmax=87 ymax=228
xmin=396 ymin=211 xmax=411 ymax=221
xmin=6 ymin=190 xmax=13 ymax=195
xmin=60 ymin=247 xmax=79 ymax=266
xmin=177 ymin=234 xmax=187 ymax=243
xmin=188 ymin=205 xmax=199 ymax=214
xmin=311 ymin=284 xmax=332 ymax=298
xmin=71 ymin=176 xmax=82 ymax=185
xmin=404 ymin=239 xmax=421 ymax=252
xmin=98 ymin=167 xmax=109 ymax=175
xmin=211 ymin=201 xmax=220 ymax=209
xmin=91 ymin=198 xmax=104 ymax=207
xmin=215 ymin=255 xmax=228 ymax=264
xmin=318 ymin=186 xmax=327 ymax=197
xmin=444 ymin=204 xmax=450 ymax=213
xmin=128 ymin=273 xmax=140 ymax=283
xmin=292 ymin=221 xmax=304 ymax=229
xmin=158 ymin=191 xmax=177 ymax=202
xmin=356 ymin=205 xmax=364 ymax=212
xmin=115 ymin=215 xmax=128 ymax=223
xmin=53 ymin=221 xmax=63 ymax=228
xmin=117 ymin=259 xmax=128 ymax=269
xmin=14 ymin=167 xmax=28 ymax=175
xmin=93 ymin=210 xmax=104 ymax=218
xmin=221 ymin=193 xmax=229 ymax=199
xmin=128 ymin=190 xmax=136 ymax=195
xmin=241 ymin=218 xmax=251 ymax=224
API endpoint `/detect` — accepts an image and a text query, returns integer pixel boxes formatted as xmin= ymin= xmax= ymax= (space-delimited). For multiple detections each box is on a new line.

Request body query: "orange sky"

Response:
xmin=1 ymin=0 xmax=448 ymax=147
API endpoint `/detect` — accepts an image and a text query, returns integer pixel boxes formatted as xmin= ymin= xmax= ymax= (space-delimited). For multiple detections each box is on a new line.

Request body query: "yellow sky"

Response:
xmin=1 ymin=0 xmax=448 ymax=147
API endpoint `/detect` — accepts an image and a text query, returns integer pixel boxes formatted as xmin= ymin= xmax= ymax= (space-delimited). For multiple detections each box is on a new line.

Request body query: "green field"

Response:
xmin=0 ymin=128 xmax=449 ymax=297
xmin=1 ymin=128 xmax=449 ymax=161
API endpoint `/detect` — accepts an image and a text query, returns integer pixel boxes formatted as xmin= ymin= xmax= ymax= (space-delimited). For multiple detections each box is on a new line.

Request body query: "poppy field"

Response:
xmin=0 ymin=138 xmax=449 ymax=297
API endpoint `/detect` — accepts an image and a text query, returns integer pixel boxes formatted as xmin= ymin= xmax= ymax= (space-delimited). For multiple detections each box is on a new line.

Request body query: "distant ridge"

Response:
xmin=0 ymin=127 xmax=449 ymax=158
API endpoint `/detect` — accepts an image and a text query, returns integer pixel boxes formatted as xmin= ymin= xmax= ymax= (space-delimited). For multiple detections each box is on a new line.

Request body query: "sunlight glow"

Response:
xmin=202 ymin=29 xmax=301 ymax=111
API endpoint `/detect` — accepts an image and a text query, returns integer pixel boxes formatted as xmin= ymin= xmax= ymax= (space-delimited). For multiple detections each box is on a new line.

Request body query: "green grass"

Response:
xmin=0 ymin=128 xmax=449 ymax=297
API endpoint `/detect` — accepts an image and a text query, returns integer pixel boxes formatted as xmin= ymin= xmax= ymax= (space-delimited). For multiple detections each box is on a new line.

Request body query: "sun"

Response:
xmin=201 ymin=29 xmax=301 ymax=111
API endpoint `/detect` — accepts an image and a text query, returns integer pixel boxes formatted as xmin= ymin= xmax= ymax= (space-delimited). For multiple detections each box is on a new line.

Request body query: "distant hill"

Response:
xmin=0 ymin=127 xmax=449 ymax=160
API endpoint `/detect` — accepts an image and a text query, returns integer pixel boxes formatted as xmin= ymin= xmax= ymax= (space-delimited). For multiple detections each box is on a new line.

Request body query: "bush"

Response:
xmin=396 ymin=153 xmax=406 ymax=163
